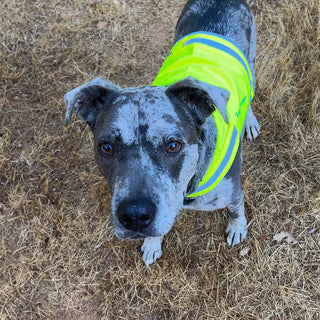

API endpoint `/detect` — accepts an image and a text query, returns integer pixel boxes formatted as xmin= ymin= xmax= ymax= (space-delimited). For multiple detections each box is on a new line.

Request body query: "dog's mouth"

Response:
xmin=121 ymin=233 xmax=146 ymax=240
xmin=114 ymin=227 xmax=157 ymax=240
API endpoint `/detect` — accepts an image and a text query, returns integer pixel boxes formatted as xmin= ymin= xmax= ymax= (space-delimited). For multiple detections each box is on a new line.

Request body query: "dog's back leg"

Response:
xmin=244 ymin=16 xmax=260 ymax=140
xmin=244 ymin=105 xmax=260 ymax=140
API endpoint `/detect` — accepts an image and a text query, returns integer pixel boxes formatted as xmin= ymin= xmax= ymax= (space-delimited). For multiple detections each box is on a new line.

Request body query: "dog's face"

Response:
xmin=65 ymin=77 xmax=229 ymax=239
xmin=94 ymin=86 xmax=201 ymax=239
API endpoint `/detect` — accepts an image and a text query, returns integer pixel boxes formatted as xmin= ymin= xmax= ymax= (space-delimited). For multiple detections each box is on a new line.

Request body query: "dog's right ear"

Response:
xmin=64 ymin=78 xmax=120 ymax=129
xmin=165 ymin=77 xmax=230 ymax=126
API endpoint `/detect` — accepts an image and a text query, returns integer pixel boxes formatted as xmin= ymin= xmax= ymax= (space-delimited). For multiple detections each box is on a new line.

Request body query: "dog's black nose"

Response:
xmin=117 ymin=198 xmax=156 ymax=231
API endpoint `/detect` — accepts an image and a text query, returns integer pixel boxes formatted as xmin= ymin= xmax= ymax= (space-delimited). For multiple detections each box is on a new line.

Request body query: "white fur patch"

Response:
xmin=143 ymin=106 xmax=181 ymax=146
xmin=112 ymin=101 xmax=138 ymax=145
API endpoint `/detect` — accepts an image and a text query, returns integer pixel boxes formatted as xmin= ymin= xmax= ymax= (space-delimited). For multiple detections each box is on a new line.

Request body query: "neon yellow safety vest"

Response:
xmin=152 ymin=32 xmax=254 ymax=198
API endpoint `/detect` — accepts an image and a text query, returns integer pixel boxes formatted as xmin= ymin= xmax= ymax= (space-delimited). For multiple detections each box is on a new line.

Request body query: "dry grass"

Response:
xmin=0 ymin=0 xmax=319 ymax=319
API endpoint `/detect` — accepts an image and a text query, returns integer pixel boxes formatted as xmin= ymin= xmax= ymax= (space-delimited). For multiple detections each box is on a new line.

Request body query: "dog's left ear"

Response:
xmin=165 ymin=77 xmax=230 ymax=125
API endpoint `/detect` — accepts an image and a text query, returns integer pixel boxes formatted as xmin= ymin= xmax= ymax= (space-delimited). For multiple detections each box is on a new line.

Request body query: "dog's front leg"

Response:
xmin=141 ymin=236 xmax=163 ymax=265
xmin=226 ymin=192 xmax=248 ymax=246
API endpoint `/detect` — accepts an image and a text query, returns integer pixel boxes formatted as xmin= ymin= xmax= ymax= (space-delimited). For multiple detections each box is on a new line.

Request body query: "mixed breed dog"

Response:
xmin=64 ymin=0 xmax=260 ymax=265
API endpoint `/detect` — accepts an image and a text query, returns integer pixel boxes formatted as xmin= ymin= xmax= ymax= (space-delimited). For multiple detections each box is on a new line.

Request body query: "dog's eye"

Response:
xmin=166 ymin=141 xmax=182 ymax=153
xmin=99 ymin=142 xmax=113 ymax=155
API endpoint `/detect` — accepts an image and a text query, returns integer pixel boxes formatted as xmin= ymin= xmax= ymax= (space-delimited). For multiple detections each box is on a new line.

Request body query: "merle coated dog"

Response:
xmin=64 ymin=0 xmax=260 ymax=265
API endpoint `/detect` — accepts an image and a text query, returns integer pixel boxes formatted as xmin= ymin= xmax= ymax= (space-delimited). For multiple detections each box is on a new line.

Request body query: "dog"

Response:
xmin=64 ymin=0 xmax=260 ymax=265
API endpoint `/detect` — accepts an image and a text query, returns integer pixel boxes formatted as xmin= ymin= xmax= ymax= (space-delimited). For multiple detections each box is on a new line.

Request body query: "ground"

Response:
xmin=0 ymin=0 xmax=319 ymax=319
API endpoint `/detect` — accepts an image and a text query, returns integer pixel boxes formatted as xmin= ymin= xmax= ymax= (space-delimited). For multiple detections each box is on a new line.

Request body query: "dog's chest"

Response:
xmin=183 ymin=177 xmax=235 ymax=211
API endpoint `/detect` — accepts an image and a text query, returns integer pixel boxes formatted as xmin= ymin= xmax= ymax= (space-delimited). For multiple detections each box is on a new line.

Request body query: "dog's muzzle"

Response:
xmin=117 ymin=198 xmax=156 ymax=232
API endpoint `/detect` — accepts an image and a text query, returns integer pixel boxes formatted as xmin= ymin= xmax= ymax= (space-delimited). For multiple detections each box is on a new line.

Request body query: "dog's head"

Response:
xmin=65 ymin=77 xmax=229 ymax=239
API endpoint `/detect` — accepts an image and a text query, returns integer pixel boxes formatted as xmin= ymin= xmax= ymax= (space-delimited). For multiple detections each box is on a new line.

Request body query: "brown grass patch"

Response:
xmin=1 ymin=0 xmax=319 ymax=319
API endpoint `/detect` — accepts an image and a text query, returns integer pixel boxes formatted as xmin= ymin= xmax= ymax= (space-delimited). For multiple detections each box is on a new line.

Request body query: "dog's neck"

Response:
xmin=185 ymin=117 xmax=217 ymax=200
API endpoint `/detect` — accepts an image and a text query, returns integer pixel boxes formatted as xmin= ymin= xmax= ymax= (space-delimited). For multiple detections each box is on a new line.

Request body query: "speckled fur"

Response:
xmin=64 ymin=0 xmax=260 ymax=265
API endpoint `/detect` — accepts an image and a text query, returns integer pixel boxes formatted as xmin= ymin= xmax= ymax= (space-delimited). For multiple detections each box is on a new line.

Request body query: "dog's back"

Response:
xmin=175 ymin=0 xmax=256 ymax=70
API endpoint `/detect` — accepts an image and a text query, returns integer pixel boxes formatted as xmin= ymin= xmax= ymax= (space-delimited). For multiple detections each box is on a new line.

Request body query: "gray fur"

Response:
xmin=64 ymin=0 xmax=260 ymax=265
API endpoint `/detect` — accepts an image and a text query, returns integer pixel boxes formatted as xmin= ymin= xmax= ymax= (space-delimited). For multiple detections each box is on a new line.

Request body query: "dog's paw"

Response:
xmin=244 ymin=107 xmax=260 ymax=140
xmin=226 ymin=218 xmax=248 ymax=246
xmin=141 ymin=237 xmax=163 ymax=265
